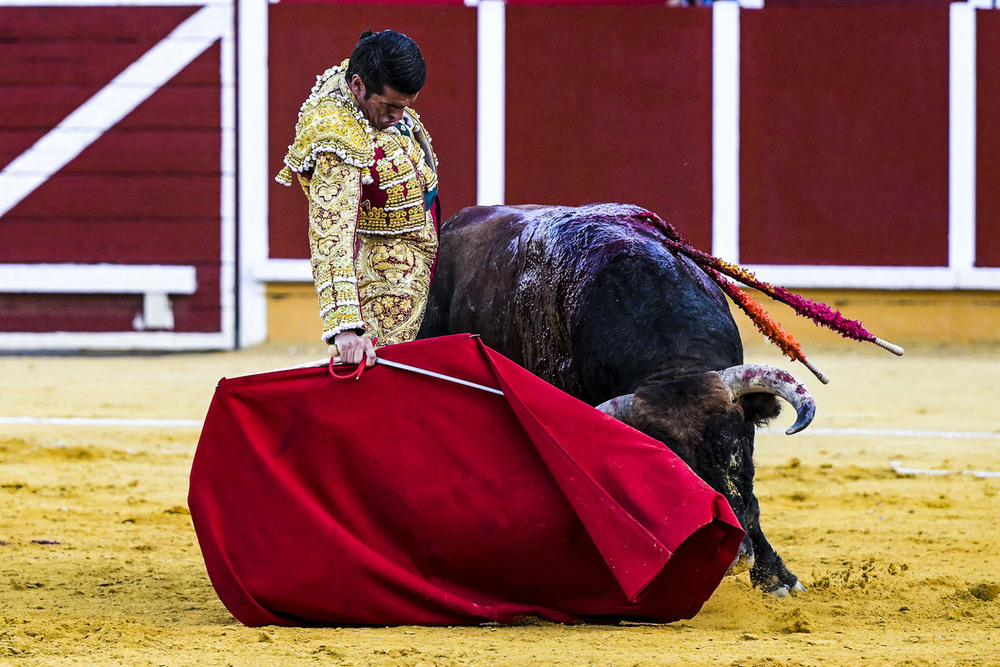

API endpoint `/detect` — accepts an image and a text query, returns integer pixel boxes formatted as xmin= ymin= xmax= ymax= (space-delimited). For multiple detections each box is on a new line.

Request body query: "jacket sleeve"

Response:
xmin=301 ymin=153 xmax=366 ymax=343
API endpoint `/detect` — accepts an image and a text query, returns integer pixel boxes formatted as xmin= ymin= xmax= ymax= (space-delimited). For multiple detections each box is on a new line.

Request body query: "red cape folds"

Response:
xmin=188 ymin=334 xmax=744 ymax=627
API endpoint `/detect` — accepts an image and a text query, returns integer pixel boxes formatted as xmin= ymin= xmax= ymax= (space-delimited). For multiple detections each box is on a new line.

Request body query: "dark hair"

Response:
xmin=346 ymin=30 xmax=426 ymax=97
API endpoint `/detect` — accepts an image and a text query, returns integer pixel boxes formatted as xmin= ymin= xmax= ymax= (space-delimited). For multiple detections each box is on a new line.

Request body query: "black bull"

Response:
xmin=417 ymin=203 xmax=815 ymax=595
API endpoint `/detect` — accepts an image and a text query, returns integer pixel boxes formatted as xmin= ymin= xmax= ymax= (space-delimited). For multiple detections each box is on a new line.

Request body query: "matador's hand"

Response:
xmin=331 ymin=331 xmax=376 ymax=368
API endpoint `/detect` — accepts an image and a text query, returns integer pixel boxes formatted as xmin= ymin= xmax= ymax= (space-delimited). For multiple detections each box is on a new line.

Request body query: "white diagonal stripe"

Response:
xmin=0 ymin=4 xmax=228 ymax=219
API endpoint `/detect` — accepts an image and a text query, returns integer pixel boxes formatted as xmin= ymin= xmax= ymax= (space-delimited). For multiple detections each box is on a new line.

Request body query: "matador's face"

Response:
xmin=349 ymin=74 xmax=418 ymax=131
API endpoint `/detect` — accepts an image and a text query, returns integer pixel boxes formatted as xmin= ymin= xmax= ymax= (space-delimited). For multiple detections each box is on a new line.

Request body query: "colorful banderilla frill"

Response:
xmin=636 ymin=213 xmax=904 ymax=384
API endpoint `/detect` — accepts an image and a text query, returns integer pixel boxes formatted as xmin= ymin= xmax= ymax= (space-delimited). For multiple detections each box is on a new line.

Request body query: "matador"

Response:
xmin=276 ymin=32 xmax=439 ymax=365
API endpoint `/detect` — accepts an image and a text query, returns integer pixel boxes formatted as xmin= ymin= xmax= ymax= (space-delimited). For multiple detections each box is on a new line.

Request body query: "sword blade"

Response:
xmin=375 ymin=358 xmax=504 ymax=396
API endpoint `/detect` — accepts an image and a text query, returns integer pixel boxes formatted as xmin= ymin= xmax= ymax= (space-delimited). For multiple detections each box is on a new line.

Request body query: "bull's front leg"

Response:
xmin=742 ymin=494 xmax=806 ymax=596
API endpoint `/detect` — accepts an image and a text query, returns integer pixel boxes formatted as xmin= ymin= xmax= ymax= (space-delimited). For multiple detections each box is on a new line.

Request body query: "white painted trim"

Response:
xmin=0 ymin=332 xmax=233 ymax=351
xmin=950 ymin=2 xmax=977 ymax=273
xmin=252 ymin=261 xmax=1000 ymax=291
xmin=219 ymin=0 xmax=237 ymax=348
xmin=738 ymin=0 xmax=764 ymax=9
xmin=0 ymin=263 xmax=198 ymax=332
xmin=742 ymin=264 xmax=1000 ymax=290
xmin=0 ymin=4 xmax=229 ymax=219
xmin=477 ymin=0 xmax=505 ymax=206
xmin=237 ymin=0 xmax=270 ymax=347
xmin=254 ymin=258 xmax=312 ymax=283
xmin=712 ymin=1 xmax=740 ymax=263
xmin=0 ymin=264 xmax=196 ymax=293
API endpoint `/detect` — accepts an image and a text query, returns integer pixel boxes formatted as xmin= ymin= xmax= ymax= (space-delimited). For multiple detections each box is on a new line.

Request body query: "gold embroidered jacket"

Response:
xmin=276 ymin=60 xmax=439 ymax=342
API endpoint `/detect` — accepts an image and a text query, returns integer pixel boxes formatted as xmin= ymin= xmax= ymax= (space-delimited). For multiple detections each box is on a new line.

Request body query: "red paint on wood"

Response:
xmin=267 ymin=3 xmax=478 ymax=259
xmin=505 ymin=6 xmax=714 ymax=250
xmin=763 ymin=0 xmax=952 ymax=7
xmin=0 ymin=271 xmax=222 ymax=334
xmin=8 ymin=174 xmax=220 ymax=219
xmin=739 ymin=7 xmax=950 ymax=267
xmin=0 ymin=294 xmax=146 ymax=333
xmin=0 ymin=31 xmax=219 ymax=87
xmin=0 ymin=219 xmax=221 ymax=264
xmin=0 ymin=6 xmax=201 ymax=161
xmin=0 ymin=262 xmax=222 ymax=335
xmin=0 ymin=6 xmax=197 ymax=42
xmin=977 ymin=11 xmax=1000 ymax=269
xmin=0 ymin=9 xmax=224 ymax=336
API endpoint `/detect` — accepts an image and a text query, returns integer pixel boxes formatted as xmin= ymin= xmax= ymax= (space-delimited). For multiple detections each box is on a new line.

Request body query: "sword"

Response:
xmin=274 ymin=356 xmax=504 ymax=397
xmin=374 ymin=358 xmax=504 ymax=396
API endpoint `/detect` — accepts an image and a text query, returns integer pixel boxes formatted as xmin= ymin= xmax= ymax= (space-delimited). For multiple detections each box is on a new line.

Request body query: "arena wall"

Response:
xmin=262 ymin=282 xmax=1000 ymax=348
xmin=1 ymin=0 xmax=998 ymax=351
xmin=0 ymin=1 xmax=236 ymax=350
xmin=261 ymin=0 xmax=1000 ymax=347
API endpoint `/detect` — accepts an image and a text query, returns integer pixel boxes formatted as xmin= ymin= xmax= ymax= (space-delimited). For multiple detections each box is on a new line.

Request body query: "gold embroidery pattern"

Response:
xmin=354 ymin=131 xmax=430 ymax=235
xmin=306 ymin=155 xmax=365 ymax=340
xmin=356 ymin=209 xmax=439 ymax=347
xmin=279 ymin=59 xmax=441 ymax=343
xmin=276 ymin=60 xmax=375 ymax=186
xmin=358 ymin=203 xmax=426 ymax=234
xmin=277 ymin=97 xmax=374 ymax=185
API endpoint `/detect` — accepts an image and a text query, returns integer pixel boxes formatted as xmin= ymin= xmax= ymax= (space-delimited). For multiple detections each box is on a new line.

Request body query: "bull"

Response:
xmin=417 ymin=203 xmax=814 ymax=595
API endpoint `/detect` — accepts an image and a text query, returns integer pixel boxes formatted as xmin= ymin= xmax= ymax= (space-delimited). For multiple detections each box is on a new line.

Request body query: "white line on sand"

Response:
xmin=0 ymin=416 xmax=201 ymax=428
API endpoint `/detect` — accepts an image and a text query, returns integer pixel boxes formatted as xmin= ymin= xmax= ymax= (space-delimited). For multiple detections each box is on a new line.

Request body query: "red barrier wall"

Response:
xmin=764 ymin=0 xmax=952 ymax=6
xmin=0 ymin=6 xmax=223 ymax=333
xmin=977 ymin=11 xmax=1000 ymax=269
xmin=267 ymin=3 xmax=478 ymax=259
xmin=739 ymin=7 xmax=951 ymax=267
xmin=505 ymin=5 xmax=714 ymax=249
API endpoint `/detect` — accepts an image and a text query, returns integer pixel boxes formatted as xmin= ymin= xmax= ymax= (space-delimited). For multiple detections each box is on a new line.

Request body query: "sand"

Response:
xmin=1 ymin=340 xmax=998 ymax=666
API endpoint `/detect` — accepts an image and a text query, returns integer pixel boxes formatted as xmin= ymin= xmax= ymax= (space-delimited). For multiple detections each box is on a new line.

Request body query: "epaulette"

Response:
xmin=276 ymin=94 xmax=376 ymax=186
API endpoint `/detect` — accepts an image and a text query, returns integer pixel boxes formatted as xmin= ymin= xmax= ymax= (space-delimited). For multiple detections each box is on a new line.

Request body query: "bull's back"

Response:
xmin=418 ymin=204 xmax=743 ymax=401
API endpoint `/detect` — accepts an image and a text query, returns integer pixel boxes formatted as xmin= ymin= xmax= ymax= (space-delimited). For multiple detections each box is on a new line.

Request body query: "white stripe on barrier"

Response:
xmin=0 ymin=4 xmax=228 ymax=219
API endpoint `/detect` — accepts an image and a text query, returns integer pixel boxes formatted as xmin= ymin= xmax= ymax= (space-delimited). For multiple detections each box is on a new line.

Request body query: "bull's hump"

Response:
xmin=518 ymin=204 xmax=666 ymax=262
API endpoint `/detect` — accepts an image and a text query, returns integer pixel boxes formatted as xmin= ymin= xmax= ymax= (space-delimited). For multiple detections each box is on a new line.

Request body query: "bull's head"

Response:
xmin=595 ymin=364 xmax=814 ymax=590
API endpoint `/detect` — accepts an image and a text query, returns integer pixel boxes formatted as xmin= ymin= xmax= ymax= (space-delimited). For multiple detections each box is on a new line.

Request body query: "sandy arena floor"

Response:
xmin=1 ymin=339 xmax=998 ymax=666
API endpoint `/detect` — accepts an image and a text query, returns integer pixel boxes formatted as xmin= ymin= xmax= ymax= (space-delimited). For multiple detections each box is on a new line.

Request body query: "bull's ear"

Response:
xmin=595 ymin=394 xmax=635 ymax=425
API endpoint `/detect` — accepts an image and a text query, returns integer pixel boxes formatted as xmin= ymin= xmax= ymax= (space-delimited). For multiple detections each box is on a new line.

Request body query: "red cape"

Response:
xmin=188 ymin=334 xmax=743 ymax=626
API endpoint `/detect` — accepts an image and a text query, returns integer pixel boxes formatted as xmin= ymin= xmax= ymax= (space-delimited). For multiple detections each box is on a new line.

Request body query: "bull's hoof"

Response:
xmin=769 ymin=581 xmax=807 ymax=598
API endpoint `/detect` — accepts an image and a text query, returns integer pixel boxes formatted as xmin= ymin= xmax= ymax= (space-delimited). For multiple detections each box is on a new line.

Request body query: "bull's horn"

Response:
xmin=718 ymin=364 xmax=815 ymax=435
xmin=595 ymin=394 xmax=635 ymax=424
